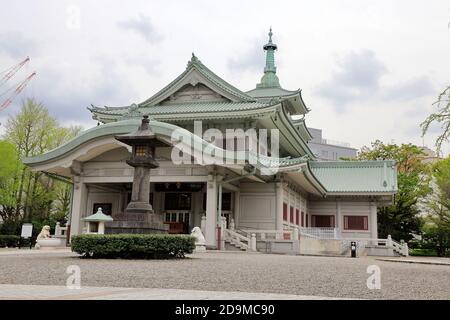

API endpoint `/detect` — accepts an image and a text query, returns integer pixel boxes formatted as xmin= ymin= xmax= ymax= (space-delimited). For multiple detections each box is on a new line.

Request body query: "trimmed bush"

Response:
xmin=71 ymin=234 xmax=196 ymax=259
xmin=0 ymin=235 xmax=20 ymax=248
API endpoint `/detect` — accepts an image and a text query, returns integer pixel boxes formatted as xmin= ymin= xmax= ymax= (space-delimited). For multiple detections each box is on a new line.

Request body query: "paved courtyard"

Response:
xmin=0 ymin=250 xmax=448 ymax=300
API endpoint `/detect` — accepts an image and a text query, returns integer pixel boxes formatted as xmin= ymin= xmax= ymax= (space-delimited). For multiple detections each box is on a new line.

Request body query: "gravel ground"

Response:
xmin=0 ymin=251 xmax=448 ymax=300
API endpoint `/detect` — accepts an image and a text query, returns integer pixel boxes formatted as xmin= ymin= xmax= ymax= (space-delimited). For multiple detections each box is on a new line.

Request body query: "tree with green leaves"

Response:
xmin=0 ymin=140 xmax=22 ymax=224
xmin=0 ymin=98 xmax=81 ymax=233
xmin=358 ymin=140 xmax=431 ymax=242
xmin=421 ymin=156 xmax=450 ymax=257
xmin=421 ymin=86 xmax=450 ymax=154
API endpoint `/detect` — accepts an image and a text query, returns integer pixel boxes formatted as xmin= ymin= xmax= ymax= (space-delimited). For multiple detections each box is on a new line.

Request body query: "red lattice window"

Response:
xmin=290 ymin=206 xmax=294 ymax=223
xmin=283 ymin=203 xmax=288 ymax=221
xmin=312 ymin=215 xmax=335 ymax=228
xmin=295 ymin=209 xmax=300 ymax=225
xmin=344 ymin=216 xmax=368 ymax=230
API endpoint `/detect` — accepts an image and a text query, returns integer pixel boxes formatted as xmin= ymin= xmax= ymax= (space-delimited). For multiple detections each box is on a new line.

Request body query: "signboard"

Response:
xmin=21 ymin=223 xmax=33 ymax=238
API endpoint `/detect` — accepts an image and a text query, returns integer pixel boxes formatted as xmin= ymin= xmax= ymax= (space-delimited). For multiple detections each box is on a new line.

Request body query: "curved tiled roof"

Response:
xmin=90 ymin=101 xmax=271 ymax=116
xmin=23 ymin=119 xmax=309 ymax=171
xmin=309 ymin=160 xmax=398 ymax=193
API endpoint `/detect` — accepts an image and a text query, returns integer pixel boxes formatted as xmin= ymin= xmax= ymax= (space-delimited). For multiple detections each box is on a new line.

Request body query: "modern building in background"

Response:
xmin=307 ymin=128 xmax=358 ymax=161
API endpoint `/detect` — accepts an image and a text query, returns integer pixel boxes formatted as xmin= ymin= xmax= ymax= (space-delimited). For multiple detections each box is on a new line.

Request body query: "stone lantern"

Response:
xmin=82 ymin=207 xmax=113 ymax=234
xmin=115 ymin=115 xmax=170 ymax=214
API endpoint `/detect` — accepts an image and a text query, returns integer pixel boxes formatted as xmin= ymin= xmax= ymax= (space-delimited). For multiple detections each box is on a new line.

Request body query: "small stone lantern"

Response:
xmin=115 ymin=115 xmax=170 ymax=214
xmin=82 ymin=208 xmax=113 ymax=234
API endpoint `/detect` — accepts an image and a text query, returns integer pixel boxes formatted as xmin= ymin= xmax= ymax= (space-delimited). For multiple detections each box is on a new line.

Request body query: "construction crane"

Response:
xmin=0 ymin=72 xmax=36 ymax=112
xmin=0 ymin=56 xmax=30 ymax=87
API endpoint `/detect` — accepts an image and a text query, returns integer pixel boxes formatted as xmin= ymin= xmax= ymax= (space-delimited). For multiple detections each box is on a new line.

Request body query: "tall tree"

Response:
xmin=421 ymin=86 xmax=450 ymax=154
xmin=0 ymin=140 xmax=21 ymax=223
xmin=358 ymin=140 xmax=431 ymax=241
xmin=421 ymin=156 xmax=450 ymax=257
xmin=2 ymin=98 xmax=81 ymax=224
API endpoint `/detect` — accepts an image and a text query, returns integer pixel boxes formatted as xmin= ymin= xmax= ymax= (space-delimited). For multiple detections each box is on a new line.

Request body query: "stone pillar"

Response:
xmin=251 ymin=233 xmax=257 ymax=251
xmin=200 ymin=215 xmax=207 ymax=234
xmin=234 ymin=190 xmax=240 ymax=228
xmin=229 ymin=218 xmax=235 ymax=231
xmin=205 ymin=174 xmax=218 ymax=248
xmin=336 ymin=199 xmax=341 ymax=236
xmin=370 ymin=202 xmax=378 ymax=241
xmin=98 ymin=222 xmax=105 ymax=234
xmin=293 ymin=227 xmax=299 ymax=241
xmin=70 ymin=178 xmax=88 ymax=238
xmin=275 ymin=182 xmax=284 ymax=232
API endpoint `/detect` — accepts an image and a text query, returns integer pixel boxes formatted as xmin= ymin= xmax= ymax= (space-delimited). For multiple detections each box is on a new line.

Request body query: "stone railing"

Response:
xmin=223 ymin=228 xmax=256 ymax=251
xmin=54 ymin=222 xmax=68 ymax=237
xmin=299 ymin=227 xmax=340 ymax=239
xmin=341 ymin=235 xmax=409 ymax=256
xmin=239 ymin=228 xmax=297 ymax=241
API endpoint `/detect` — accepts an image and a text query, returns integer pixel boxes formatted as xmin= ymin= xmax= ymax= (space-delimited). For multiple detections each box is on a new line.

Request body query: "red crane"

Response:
xmin=0 ymin=72 xmax=36 ymax=112
xmin=0 ymin=57 xmax=30 ymax=87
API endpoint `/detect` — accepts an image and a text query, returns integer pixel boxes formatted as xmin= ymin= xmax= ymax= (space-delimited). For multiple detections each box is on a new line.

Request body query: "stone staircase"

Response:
xmin=223 ymin=228 xmax=253 ymax=251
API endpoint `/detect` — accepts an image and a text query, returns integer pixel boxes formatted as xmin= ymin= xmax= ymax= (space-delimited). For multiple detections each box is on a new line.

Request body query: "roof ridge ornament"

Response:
xmin=187 ymin=52 xmax=201 ymax=68
xmin=256 ymin=27 xmax=281 ymax=89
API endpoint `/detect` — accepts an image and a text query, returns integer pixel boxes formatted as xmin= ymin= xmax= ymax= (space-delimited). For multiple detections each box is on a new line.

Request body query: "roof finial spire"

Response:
xmin=256 ymin=27 xmax=280 ymax=88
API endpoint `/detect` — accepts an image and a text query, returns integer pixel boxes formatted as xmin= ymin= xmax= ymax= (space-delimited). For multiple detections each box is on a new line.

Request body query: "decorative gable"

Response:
xmin=160 ymin=83 xmax=230 ymax=104
xmin=139 ymin=54 xmax=255 ymax=107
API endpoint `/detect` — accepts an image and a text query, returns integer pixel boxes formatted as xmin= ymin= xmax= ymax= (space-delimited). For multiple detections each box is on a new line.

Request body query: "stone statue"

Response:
xmin=190 ymin=227 xmax=206 ymax=252
xmin=37 ymin=225 xmax=51 ymax=240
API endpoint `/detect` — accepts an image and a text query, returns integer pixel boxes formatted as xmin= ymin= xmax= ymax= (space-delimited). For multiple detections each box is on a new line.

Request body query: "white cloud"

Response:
xmin=117 ymin=13 xmax=162 ymax=44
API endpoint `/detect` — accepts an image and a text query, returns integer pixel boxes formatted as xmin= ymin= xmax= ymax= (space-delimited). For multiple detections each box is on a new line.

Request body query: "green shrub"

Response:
xmin=71 ymin=234 xmax=196 ymax=259
xmin=409 ymin=248 xmax=438 ymax=257
xmin=0 ymin=235 xmax=20 ymax=248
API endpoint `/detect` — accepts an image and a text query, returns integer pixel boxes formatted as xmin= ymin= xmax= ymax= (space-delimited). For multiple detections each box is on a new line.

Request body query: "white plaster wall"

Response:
xmin=239 ymin=183 xmax=276 ymax=230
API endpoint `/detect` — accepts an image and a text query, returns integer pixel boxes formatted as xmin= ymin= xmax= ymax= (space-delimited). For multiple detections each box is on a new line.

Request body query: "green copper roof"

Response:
xmin=23 ymin=118 xmax=310 ymax=171
xmin=247 ymin=87 xmax=297 ymax=99
xmin=309 ymin=160 xmax=398 ymax=194
xmin=140 ymin=53 xmax=255 ymax=106
xmin=88 ymin=101 xmax=281 ymax=123
xmin=82 ymin=208 xmax=114 ymax=222
xmin=256 ymin=28 xmax=281 ymax=89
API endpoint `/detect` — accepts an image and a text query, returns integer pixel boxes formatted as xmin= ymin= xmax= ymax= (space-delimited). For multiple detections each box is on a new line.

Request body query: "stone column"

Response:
xmin=370 ymin=202 xmax=378 ymax=242
xmin=275 ymin=182 xmax=284 ymax=232
xmin=336 ymin=199 xmax=341 ymax=236
xmin=205 ymin=174 xmax=218 ymax=248
xmin=70 ymin=177 xmax=88 ymax=238
xmin=234 ymin=190 xmax=240 ymax=228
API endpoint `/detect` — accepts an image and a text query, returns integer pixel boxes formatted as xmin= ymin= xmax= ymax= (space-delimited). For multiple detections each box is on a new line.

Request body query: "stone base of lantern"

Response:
xmin=106 ymin=212 xmax=169 ymax=234
xmin=125 ymin=201 xmax=154 ymax=214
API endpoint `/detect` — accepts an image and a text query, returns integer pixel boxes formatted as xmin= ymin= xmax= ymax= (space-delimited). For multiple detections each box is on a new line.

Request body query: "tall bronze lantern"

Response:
xmin=115 ymin=115 xmax=170 ymax=214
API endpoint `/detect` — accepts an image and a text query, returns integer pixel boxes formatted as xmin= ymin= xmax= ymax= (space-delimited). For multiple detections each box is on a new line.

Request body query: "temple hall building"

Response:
xmin=23 ymin=30 xmax=400 ymax=255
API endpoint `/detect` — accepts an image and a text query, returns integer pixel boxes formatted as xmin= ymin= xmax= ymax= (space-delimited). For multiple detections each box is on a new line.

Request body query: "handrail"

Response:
xmin=341 ymin=236 xmax=408 ymax=256
xmin=225 ymin=229 xmax=249 ymax=242
xmin=240 ymin=228 xmax=294 ymax=240
xmin=223 ymin=229 xmax=250 ymax=250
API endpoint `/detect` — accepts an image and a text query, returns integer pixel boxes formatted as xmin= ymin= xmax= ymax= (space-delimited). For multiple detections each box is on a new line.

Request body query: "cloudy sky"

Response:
xmin=0 ymin=0 xmax=449 ymax=155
